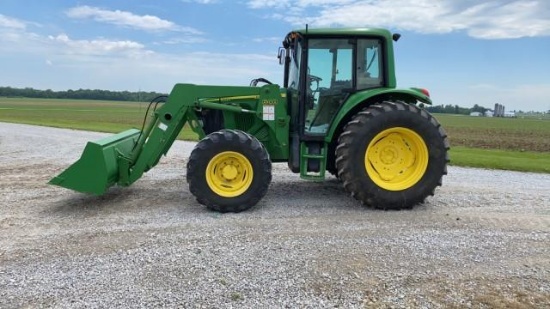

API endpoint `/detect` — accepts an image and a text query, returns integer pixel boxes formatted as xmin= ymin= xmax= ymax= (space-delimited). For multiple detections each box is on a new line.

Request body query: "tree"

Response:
xmin=0 ymin=86 xmax=166 ymax=102
xmin=471 ymin=104 xmax=487 ymax=114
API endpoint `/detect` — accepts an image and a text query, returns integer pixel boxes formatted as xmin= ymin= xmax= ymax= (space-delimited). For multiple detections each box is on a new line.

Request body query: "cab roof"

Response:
xmin=291 ymin=27 xmax=393 ymax=38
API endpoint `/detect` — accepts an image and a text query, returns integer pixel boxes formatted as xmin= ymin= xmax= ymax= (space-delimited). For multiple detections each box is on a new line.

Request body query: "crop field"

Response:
xmin=1 ymin=97 xmax=549 ymax=172
xmin=433 ymin=114 xmax=550 ymax=173
xmin=434 ymin=114 xmax=550 ymax=152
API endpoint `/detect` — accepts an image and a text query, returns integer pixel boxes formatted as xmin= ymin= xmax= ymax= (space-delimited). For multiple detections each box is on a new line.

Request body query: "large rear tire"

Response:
xmin=187 ymin=129 xmax=272 ymax=213
xmin=335 ymin=101 xmax=449 ymax=210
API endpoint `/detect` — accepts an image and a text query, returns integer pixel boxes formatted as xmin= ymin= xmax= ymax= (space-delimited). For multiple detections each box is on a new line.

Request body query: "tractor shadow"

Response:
xmin=263 ymin=177 xmax=362 ymax=210
xmin=263 ymin=176 xmax=434 ymax=213
xmin=46 ymin=180 xmax=199 ymax=218
xmin=48 ymin=187 xmax=145 ymax=215
xmin=46 ymin=176 xmax=430 ymax=218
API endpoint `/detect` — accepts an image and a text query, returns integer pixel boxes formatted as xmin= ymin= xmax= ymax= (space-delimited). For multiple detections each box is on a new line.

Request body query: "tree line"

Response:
xmin=2 ymin=86 xmax=496 ymax=114
xmin=426 ymin=104 xmax=488 ymax=115
xmin=0 ymin=86 xmax=166 ymax=102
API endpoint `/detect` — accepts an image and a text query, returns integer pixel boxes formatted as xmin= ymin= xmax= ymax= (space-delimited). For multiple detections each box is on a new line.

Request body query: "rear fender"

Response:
xmin=325 ymin=88 xmax=431 ymax=142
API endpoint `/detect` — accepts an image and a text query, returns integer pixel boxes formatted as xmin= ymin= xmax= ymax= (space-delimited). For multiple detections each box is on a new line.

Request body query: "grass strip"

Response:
xmin=449 ymin=146 xmax=550 ymax=174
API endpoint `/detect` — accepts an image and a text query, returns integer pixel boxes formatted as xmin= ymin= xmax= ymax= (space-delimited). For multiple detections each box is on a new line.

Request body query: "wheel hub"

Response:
xmin=221 ymin=164 xmax=239 ymax=180
xmin=379 ymin=145 xmax=398 ymax=165
xmin=206 ymin=151 xmax=253 ymax=197
xmin=365 ymin=128 xmax=428 ymax=191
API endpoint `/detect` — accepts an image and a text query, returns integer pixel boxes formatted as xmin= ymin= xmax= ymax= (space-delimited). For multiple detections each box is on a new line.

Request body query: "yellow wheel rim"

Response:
xmin=365 ymin=127 xmax=428 ymax=191
xmin=206 ymin=151 xmax=253 ymax=198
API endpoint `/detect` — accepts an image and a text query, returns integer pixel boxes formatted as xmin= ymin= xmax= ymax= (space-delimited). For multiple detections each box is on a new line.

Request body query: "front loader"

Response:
xmin=50 ymin=27 xmax=449 ymax=212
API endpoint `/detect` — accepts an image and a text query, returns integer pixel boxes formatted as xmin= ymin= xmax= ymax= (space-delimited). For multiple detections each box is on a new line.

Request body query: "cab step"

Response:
xmin=299 ymin=142 xmax=327 ymax=181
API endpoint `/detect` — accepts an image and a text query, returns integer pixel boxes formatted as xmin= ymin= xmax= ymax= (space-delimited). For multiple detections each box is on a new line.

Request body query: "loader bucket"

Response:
xmin=49 ymin=129 xmax=141 ymax=195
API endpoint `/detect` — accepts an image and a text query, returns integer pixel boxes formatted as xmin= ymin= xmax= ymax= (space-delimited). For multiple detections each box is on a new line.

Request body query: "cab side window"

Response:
xmin=357 ymin=39 xmax=383 ymax=89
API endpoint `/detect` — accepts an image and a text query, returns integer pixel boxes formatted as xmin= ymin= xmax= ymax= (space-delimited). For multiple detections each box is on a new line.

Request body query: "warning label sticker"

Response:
xmin=263 ymin=106 xmax=275 ymax=121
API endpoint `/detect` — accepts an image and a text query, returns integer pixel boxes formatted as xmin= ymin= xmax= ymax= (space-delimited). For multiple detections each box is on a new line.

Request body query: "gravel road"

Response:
xmin=1 ymin=122 xmax=549 ymax=308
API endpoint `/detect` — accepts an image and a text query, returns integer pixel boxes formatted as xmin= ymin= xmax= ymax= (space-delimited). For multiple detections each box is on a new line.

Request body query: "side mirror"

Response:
xmin=278 ymin=47 xmax=286 ymax=65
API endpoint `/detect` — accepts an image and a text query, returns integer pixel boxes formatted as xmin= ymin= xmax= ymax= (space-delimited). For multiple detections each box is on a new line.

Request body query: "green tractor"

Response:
xmin=50 ymin=27 xmax=449 ymax=212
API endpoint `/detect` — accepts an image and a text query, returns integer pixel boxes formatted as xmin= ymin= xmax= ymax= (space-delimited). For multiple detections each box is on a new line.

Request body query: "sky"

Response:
xmin=0 ymin=0 xmax=549 ymax=112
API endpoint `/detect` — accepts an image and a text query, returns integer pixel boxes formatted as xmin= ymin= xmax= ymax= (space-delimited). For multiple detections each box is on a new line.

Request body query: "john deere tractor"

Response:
xmin=50 ymin=27 xmax=449 ymax=212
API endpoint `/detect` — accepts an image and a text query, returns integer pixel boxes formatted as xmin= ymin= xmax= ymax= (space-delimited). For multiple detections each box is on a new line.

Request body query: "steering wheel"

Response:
xmin=307 ymin=74 xmax=322 ymax=93
xmin=308 ymin=74 xmax=322 ymax=83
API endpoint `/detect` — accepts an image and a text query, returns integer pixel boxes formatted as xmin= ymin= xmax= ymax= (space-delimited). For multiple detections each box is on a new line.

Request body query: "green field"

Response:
xmin=0 ymin=97 xmax=196 ymax=140
xmin=433 ymin=114 xmax=550 ymax=173
xmin=1 ymin=97 xmax=549 ymax=173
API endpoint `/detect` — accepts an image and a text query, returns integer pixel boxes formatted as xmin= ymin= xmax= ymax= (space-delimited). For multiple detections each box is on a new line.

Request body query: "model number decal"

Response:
xmin=262 ymin=99 xmax=278 ymax=106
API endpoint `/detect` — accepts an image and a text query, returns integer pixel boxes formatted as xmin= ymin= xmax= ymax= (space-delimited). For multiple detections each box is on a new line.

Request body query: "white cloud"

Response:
xmin=0 ymin=15 xmax=45 ymax=52
xmin=0 ymin=14 xmax=27 ymax=30
xmin=247 ymin=0 xmax=288 ymax=9
xmin=462 ymin=1 xmax=550 ymax=39
xmin=247 ymin=0 xmax=550 ymax=39
xmin=66 ymin=6 xmax=202 ymax=34
xmin=48 ymin=34 xmax=150 ymax=56
xmin=0 ymin=24 xmax=281 ymax=92
xmin=0 ymin=10 xmax=279 ymax=91
xmin=248 ymin=0 xmax=353 ymax=9
xmin=16 ymin=50 xmax=282 ymax=93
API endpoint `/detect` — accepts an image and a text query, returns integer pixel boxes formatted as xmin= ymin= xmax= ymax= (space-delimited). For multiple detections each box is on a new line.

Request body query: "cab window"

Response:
xmin=357 ymin=39 xmax=383 ymax=89
xmin=304 ymin=39 xmax=353 ymax=135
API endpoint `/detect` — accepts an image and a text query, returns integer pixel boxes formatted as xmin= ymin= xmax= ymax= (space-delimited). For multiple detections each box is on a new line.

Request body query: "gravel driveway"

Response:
xmin=1 ymin=122 xmax=549 ymax=308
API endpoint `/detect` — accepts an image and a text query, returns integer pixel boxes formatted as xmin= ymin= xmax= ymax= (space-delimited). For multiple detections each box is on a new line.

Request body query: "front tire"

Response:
xmin=187 ymin=129 xmax=272 ymax=213
xmin=335 ymin=101 xmax=449 ymax=210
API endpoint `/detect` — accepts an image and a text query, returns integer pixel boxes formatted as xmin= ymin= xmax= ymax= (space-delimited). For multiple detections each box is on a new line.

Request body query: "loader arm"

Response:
xmin=50 ymin=83 xmax=266 ymax=195
xmin=123 ymin=84 xmax=260 ymax=185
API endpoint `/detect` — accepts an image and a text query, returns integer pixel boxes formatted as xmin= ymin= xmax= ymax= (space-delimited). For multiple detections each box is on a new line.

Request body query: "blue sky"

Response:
xmin=0 ymin=0 xmax=549 ymax=111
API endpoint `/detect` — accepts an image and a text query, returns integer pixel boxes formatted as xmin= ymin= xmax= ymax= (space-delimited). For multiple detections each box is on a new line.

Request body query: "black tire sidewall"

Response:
xmin=343 ymin=106 xmax=447 ymax=207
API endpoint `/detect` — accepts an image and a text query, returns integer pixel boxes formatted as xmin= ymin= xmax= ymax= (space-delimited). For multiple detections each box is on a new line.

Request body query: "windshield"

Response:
xmin=303 ymin=38 xmax=384 ymax=135
xmin=288 ymin=40 xmax=301 ymax=90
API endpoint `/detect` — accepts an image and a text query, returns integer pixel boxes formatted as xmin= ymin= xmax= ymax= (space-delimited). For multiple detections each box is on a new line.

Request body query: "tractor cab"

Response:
xmin=282 ymin=28 xmax=396 ymax=137
xmin=281 ymin=28 xmax=399 ymax=177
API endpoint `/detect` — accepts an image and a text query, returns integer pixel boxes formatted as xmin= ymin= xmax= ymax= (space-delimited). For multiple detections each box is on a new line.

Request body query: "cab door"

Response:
xmin=303 ymin=38 xmax=354 ymax=136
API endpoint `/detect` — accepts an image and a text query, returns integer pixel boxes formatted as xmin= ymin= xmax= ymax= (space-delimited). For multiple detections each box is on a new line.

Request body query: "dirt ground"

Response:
xmin=1 ymin=123 xmax=549 ymax=308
